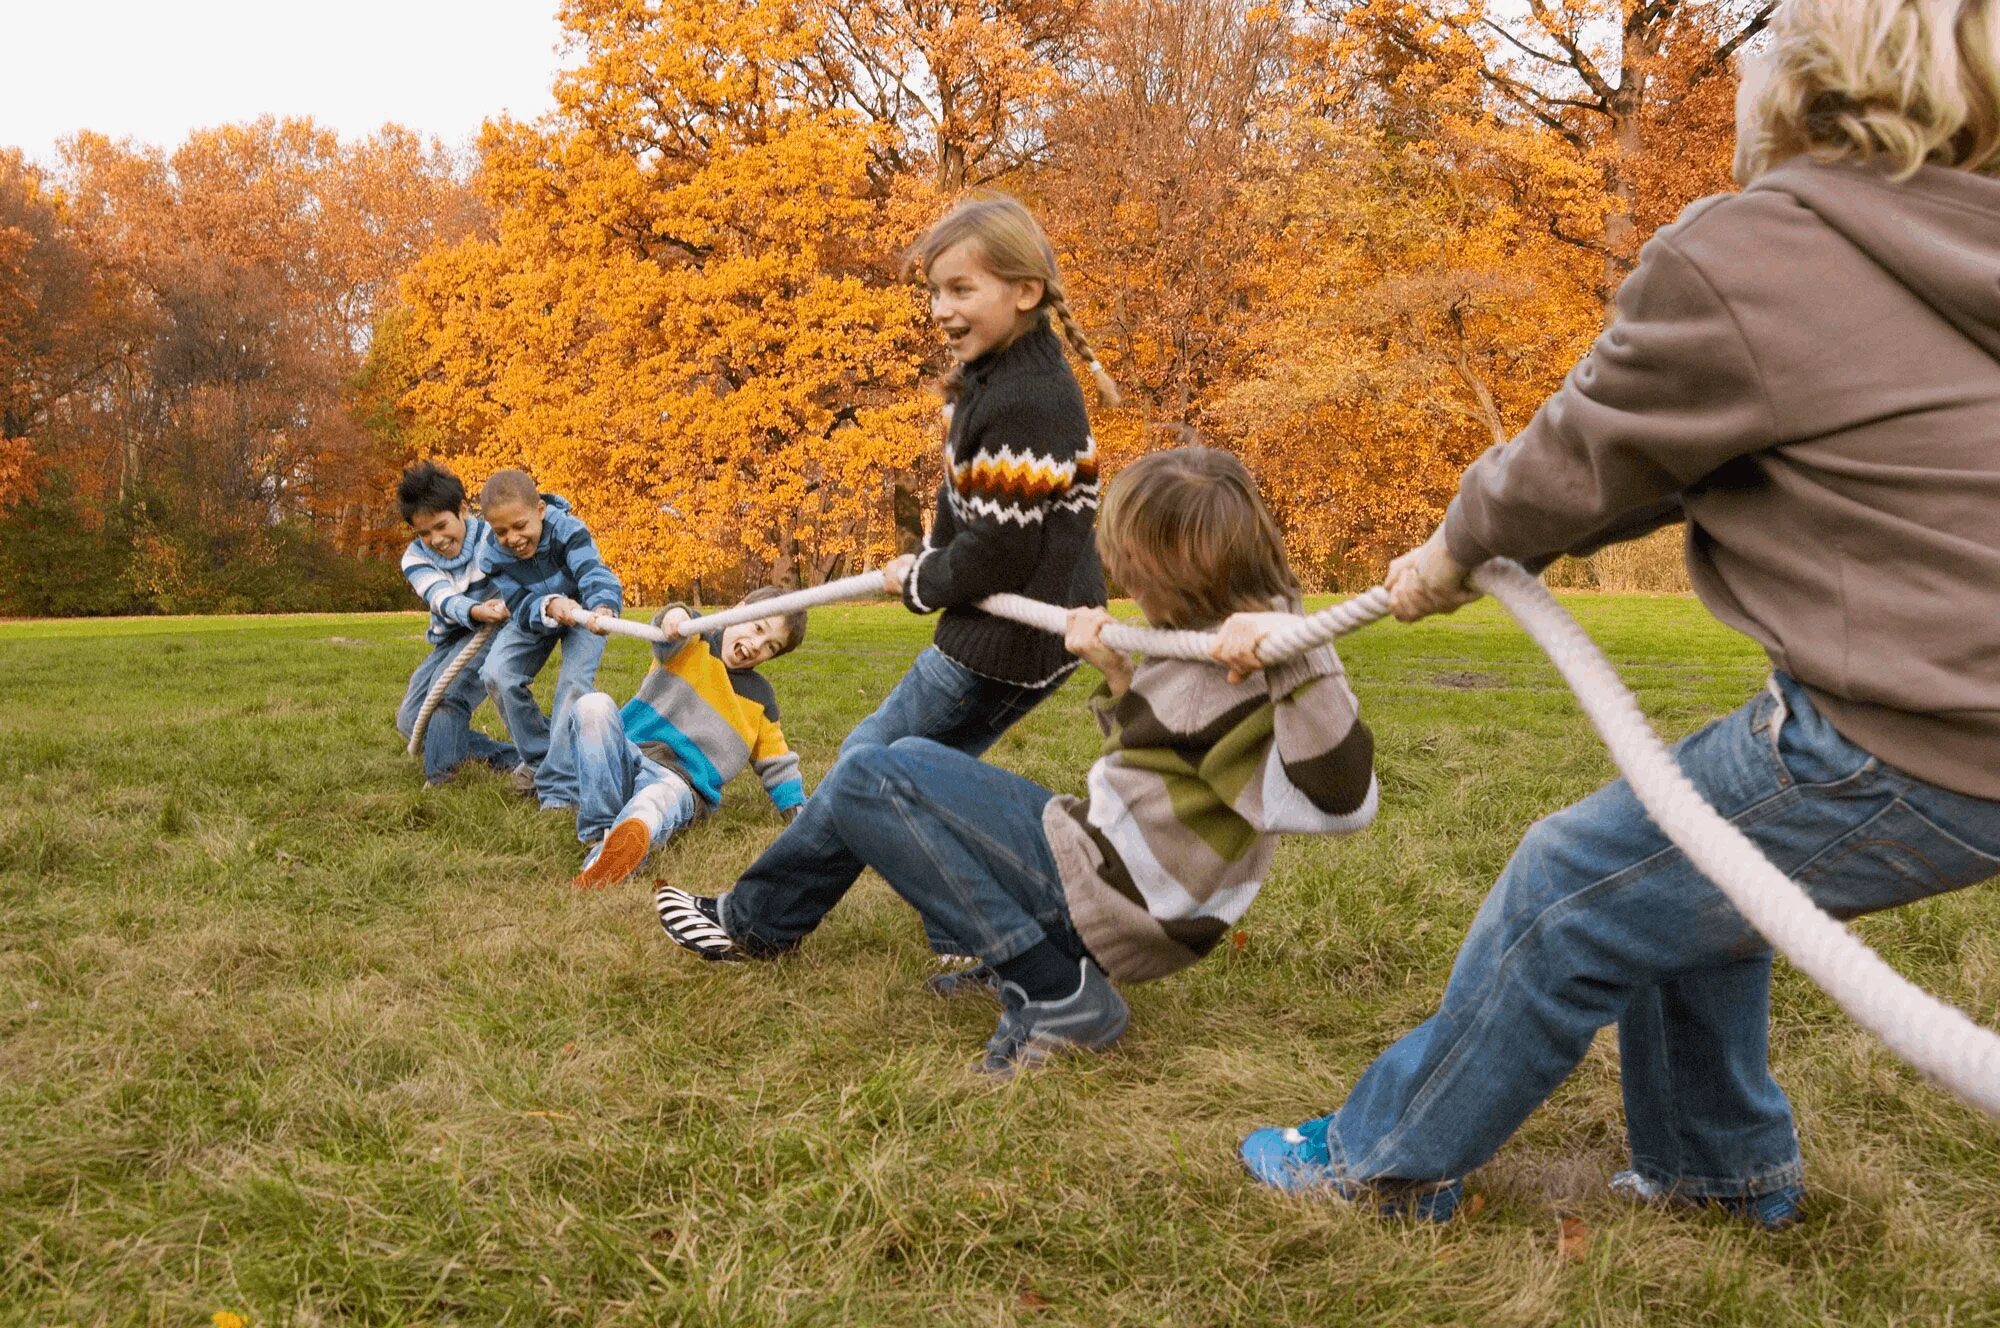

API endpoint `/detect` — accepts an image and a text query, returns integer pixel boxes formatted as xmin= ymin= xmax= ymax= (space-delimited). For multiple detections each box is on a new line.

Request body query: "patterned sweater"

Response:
xmin=1042 ymin=640 xmax=1378 ymax=983
xmin=618 ymin=608 xmax=805 ymax=812
xmin=476 ymin=493 xmax=624 ymax=636
xmin=401 ymin=516 xmax=498 ymax=645
xmin=901 ymin=319 xmax=1107 ymax=687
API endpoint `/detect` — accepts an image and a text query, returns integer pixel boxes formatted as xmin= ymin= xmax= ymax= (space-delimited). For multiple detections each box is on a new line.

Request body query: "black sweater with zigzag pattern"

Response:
xmin=901 ymin=319 xmax=1107 ymax=687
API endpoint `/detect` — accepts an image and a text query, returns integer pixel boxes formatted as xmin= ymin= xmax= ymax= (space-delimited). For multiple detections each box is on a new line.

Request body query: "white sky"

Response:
xmin=0 ymin=0 xmax=567 ymax=165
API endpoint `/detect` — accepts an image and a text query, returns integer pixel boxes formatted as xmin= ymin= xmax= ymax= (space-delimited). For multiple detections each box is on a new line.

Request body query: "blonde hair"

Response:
xmin=911 ymin=194 xmax=1122 ymax=407
xmin=1097 ymin=447 xmax=1298 ymax=629
xmin=1736 ymin=0 xmax=2000 ymax=181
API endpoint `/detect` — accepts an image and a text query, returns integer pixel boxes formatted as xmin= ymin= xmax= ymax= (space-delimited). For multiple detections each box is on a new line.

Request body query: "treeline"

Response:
xmin=0 ymin=123 xmax=473 ymax=614
xmin=2 ymin=0 xmax=1763 ymax=614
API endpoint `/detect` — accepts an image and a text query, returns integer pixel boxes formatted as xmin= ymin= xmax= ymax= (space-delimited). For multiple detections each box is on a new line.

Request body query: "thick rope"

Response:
xmin=576 ymin=563 xmax=2000 ymax=1116
xmin=406 ymin=622 xmax=498 ymax=757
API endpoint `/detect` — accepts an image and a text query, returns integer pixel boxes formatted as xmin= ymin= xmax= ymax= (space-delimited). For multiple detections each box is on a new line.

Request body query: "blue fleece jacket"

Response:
xmin=476 ymin=493 xmax=624 ymax=635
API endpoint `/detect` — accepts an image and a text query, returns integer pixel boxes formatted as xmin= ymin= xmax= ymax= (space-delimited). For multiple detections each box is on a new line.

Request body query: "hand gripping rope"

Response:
xmin=420 ymin=562 xmax=2000 ymax=1116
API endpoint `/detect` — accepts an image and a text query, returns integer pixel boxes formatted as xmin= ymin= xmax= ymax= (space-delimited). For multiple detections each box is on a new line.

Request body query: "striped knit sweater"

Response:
xmin=902 ymin=319 xmax=1107 ymax=687
xmin=476 ymin=493 xmax=624 ymax=635
xmin=619 ymin=608 xmax=805 ymax=812
xmin=1042 ymin=640 xmax=1378 ymax=984
xmin=401 ymin=516 xmax=498 ymax=645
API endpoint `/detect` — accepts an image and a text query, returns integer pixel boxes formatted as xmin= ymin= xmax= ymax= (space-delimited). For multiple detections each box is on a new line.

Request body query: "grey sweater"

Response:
xmin=1444 ymin=158 xmax=2000 ymax=800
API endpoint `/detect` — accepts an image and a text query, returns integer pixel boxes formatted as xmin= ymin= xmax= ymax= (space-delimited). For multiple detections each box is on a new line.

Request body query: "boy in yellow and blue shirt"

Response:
xmin=544 ymin=588 xmax=809 ymax=890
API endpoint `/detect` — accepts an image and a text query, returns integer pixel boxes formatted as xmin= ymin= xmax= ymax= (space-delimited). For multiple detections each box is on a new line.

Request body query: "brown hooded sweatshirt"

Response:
xmin=1443 ymin=158 xmax=2000 ymax=800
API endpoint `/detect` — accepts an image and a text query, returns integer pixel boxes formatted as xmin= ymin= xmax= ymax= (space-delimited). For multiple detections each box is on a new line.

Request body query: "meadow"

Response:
xmin=3 ymin=597 xmax=1997 ymax=1326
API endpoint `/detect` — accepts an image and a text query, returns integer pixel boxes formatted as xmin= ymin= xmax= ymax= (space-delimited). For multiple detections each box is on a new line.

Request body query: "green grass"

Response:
xmin=3 ymin=597 xmax=1997 ymax=1326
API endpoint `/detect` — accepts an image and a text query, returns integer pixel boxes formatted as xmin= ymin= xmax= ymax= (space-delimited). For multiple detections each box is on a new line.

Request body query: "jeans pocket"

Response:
xmin=1768 ymin=679 xmax=1879 ymax=793
xmin=1795 ymin=797 xmax=2000 ymax=919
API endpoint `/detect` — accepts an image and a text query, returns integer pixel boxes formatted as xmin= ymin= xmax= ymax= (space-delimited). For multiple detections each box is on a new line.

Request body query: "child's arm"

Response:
xmin=558 ymin=521 xmax=624 ymax=620
xmin=401 ymin=547 xmax=484 ymax=632
xmin=900 ymin=395 xmax=1079 ymax=613
xmin=1203 ymin=614 xmax=1377 ymax=836
xmin=748 ymin=716 xmax=806 ymax=818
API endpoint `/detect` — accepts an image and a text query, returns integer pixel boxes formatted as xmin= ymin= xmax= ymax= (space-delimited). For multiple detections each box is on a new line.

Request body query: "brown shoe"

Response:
xmin=571 ymin=817 xmax=652 ymax=891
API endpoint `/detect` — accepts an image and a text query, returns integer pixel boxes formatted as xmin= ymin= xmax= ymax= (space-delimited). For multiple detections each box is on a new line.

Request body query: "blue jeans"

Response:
xmin=721 ymin=646 xmax=1066 ymax=952
xmin=1315 ymin=672 xmax=2000 ymax=1203
xmin=395 ymin=634 xmax=517 ymax=784
xmin=539 ymin=692 xmax=701 ymax=845
xmin=479 ymin=620 xmax=608 ymax=782
xmin=790 ymin=737 xmax=1082 ymax=966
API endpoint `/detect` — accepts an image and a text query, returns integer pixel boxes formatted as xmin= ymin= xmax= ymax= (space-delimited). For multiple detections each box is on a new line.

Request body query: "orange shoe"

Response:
xmin=571 ymin=816 xmax=652 ymax=890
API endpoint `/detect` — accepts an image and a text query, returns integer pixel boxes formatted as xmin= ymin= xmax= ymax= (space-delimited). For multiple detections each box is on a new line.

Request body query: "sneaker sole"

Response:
xmin=653 ymin=886 xmax=744 ymax=961
xmin=572 ymin=818 xmax=650 ymax=891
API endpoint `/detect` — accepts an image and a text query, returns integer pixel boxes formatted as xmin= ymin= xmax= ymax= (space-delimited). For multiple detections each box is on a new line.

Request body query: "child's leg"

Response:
xmin=1243 ymin=674 xmax=2000 ymax=1213
xmin=480 ymin=622 xmax=560 ymax=766
xmin=534 ymin=624 xmax=610 ymax=800
xmin=397 ymin=641 xmax=477 ymax=784
xmin=396 ymin=642 xmax=453 ymax=739
xmin=725 ymin=647 xmax=1063 ymax=952
xmin=820 ymin=738 xmax=1080 ymax=967
xmin=445 ymin=631 xmax=516 ymax=770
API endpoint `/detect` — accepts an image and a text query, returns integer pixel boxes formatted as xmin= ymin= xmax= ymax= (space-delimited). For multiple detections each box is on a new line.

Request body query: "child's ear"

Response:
xmin=1013 ymin=277 xmax=1045 ymax=313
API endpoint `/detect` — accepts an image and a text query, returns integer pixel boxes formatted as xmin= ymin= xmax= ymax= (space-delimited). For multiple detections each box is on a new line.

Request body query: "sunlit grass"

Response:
xmin=4 ymin=597 xmax=1996 ymax=1325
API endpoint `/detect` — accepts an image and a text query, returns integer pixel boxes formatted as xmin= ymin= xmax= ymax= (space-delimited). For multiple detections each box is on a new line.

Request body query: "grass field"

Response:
xmin=4 ymin=597 xmax=1997 ymax=1326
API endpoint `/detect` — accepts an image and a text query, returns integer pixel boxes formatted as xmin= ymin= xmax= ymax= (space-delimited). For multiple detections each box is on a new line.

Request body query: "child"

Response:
xmin=1238 ymin=0 xmax=2000 ymax=1227
xmin=475 ymin=467 xmax=624 ymax=801
xmin=687 ymin=193 xmax=1121 ymax=965
xmin=543 ymin=588 xmax=811 ymax=891
xmin=656 ymin=448 xmax=1379 ymax=1077
xmin=392 ymin=461 xmax=519 ymax=785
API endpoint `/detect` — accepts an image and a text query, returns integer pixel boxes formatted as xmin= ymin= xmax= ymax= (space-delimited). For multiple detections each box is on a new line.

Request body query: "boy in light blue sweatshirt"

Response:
xmin=393 ymin=461 xmax=519 ymax=785
xmin=475 ymin=467 xmax=624 ymax=801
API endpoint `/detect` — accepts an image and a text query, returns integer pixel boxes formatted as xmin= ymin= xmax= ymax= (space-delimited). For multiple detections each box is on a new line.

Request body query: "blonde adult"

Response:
xmin=1241 ymin=0 xmax=2000 ymax=1226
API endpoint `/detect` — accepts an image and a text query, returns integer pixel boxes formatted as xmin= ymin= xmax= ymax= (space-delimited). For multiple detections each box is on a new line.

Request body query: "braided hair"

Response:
xmin=911 ymin=194 xmax=1122 ymax=408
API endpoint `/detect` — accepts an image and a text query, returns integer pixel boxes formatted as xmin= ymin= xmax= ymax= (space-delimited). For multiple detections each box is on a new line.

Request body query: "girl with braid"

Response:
xmin=655 ymin=194 xmax=1120 ymax=972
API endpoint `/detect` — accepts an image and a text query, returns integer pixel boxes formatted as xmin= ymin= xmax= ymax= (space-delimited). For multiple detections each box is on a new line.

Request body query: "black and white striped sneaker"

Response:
xmin=653 ymin=886 xmax=743 ymax=962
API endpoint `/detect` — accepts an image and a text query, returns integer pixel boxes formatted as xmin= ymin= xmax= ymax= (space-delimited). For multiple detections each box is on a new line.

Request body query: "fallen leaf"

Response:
xmin=1460 ymin=1192 xmax=1486 ymax=1220
xmin=1556 ymin=1214 xmax=1592 ymax=1261
xmin=1230 ymin=930 xmax=1249 ymax=952
xmin=1017 ymin=1288 xmax=1051 ymax=1311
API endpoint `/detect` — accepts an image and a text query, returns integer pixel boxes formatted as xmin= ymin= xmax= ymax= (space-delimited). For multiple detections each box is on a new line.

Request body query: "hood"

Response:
xmin=1751 ymin=159 xmax=2000 ymax=361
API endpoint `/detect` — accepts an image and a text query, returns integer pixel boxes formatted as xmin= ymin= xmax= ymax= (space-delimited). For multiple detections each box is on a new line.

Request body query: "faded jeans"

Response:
xmin=479 ymin=619 xmax=607 ymax=787
xmin=1317 ymin=672 xmax=2000 ymax=1205
xmin=395 ymin=633 xmax=517 ymax=783
xmin=539 ymin=692 xmax=701 ymax=847
xmin=720 ymin=646 xmax=1066 ymax=952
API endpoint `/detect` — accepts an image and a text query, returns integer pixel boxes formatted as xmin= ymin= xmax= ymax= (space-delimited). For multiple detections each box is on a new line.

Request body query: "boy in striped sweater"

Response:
xmin=550 ymin=590 xmax=810 ymax=891
xmin=475 ymin=468 xmax=624 ymax=803
xmin=658 ymin=448 xmax=1377 ymax=1077
xmin=393 ymin=462 xmax=519 ymax=785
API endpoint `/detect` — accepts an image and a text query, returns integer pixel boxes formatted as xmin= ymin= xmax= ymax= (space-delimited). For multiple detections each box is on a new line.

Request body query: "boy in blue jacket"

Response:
xmin=475 ymin=467 xmax=624 ymax=801
xmin=393 ymin=462 xmax=518 ymax=785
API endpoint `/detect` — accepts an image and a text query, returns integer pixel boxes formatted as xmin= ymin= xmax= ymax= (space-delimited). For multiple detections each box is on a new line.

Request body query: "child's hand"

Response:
xmin=880 ymin=554 xmax=917 ymax=594
xmin=545 ymin=595 xmax=584 ymax=627
xmin=1210 ymin=611 xmax=1297 ymax=684
xmin=1065 ymin=607 xmax=1134 ymax=696
xmin=470 ymin=598 xmax=509 ymax=625
xmin=660 ymin=606 xmax=693 ymax=638
xmin=1385 ymin=527 xmax=1480 ymax=622
xmin=583 ymin=606 xmax=618 ymax=635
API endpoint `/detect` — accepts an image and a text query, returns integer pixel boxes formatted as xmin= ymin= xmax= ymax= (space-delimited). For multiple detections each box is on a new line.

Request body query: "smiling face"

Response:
xmin=409 ymin=506 xmax=469 ymax=559
xmin=720 ymin=615 xmax=789 ymax=670
xmin=927 ymin=239 xmax=1045 ymax=365
xmin=484 ymin=497 xmax=547 ymax=559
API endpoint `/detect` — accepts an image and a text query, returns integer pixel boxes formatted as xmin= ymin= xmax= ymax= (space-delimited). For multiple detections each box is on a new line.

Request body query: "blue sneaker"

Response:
xmin=1609 ymin=1169 xmax=1805 ymax=1231
xmin=1239 ymin=1115 xmax=1462 ymax=1221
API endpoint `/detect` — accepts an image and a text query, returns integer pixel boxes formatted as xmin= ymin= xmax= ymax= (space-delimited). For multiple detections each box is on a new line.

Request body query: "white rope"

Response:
xmin=576 ymin=561 xmax=2000 ymax=1116
xmin=406 ymin=622 xmax=497 ymax=757
xmin=1468 ymin=560 xmax=2000 ymax=1117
